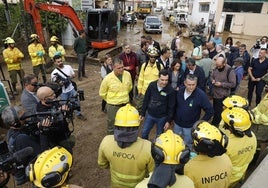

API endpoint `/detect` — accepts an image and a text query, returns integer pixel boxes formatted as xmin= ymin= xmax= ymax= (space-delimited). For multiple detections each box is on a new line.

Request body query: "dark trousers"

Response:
xmin=101 ymin=99 xmax=107 ymax=111
xmin=78 ymin=54 xmax=87 ymax=78
xmin=211 ymin=97 xmax=225 ymax=127
xmin=247 ymin=79 xmax=266 ymax=106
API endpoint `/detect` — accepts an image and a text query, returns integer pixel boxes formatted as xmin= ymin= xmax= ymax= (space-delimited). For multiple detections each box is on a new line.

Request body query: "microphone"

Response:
xmin=13 ymin=147 xmax=34 ymax=163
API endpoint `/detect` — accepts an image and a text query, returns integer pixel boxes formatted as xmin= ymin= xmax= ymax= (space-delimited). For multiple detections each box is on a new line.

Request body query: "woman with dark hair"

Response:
xmin=177 ymin=50 xmax=187 ymax=72
xmin=225 ymin=36 xmax=233 ymax=50
xmin=168 ymin=58 xmax=184 ymax=91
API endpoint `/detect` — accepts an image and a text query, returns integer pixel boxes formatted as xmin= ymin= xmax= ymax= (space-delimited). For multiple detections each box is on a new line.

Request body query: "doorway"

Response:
xmin=224 ymin=14 xmax=233 ymax=31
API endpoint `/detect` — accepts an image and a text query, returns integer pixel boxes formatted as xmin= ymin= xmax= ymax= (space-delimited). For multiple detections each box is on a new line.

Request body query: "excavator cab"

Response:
xmin=86 ymin=9 xmax=118 ymax=50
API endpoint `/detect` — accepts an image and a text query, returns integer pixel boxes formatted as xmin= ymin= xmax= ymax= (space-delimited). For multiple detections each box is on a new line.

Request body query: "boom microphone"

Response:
xmin=13 ymin=147 xmax=34 ymax=163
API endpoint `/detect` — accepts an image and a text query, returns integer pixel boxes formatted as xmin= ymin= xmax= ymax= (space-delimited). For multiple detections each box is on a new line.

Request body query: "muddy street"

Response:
xmin=0 ymin=13 xmax=262 ymax=188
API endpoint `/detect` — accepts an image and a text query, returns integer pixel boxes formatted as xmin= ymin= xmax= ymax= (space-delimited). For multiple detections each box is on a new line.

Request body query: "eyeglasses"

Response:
xmin=31 ymin=82 xmax=38 ymax=87
xmin=149 ymin=56 xmax=156 ymax=58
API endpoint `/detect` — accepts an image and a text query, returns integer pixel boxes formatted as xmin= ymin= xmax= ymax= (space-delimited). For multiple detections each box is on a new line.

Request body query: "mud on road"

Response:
xmin=0 ymin=14 xmax=260 ymax=187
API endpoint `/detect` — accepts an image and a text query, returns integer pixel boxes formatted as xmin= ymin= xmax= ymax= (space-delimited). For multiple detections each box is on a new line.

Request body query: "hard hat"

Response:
xmin=152 ymin=130 xmax=190 ymax=164
xmin=114 ymin=104 xmax=140 ymax=127
xmin=30 ymin=34 xmax=39 ymax=39
xmin=50 ymin=36 xmax=59 ymax=42
xmin=26 ymin=146 xmax=72 ymax=188
xmin=4 ymin=37 xmax=15 ymax=44
xmin=221 ymin=107 xmax=252 ymax=132
xmin=192 ymin=121 xmax=228 ymax=151
xmin=147 ymin=47 xmax=159 ymax=57
xmin=223 ymin=95 xmax=249 ymax=108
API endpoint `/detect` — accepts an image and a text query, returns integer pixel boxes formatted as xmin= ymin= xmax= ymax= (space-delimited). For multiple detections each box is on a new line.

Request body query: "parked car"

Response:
xmin=126 ymin=12 xmax=137 ymax=23
xmin=143 ymin=15 xmax=163 ymax=34
xmin=154 ymin=6 xmax=163 ymax=12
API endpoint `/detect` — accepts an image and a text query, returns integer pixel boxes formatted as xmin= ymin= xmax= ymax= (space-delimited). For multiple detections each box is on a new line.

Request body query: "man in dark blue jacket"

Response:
xmin=140 ymin=69 xmax=175 ymax=140
xmin=173 ymin=74 xmax=214 ymax=148
xmin=184 ymin=58 xmax=206 ymax=92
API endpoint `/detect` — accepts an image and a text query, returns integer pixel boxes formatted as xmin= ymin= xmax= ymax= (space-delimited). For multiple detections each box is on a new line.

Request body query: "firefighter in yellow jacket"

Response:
xmin=99 ymin=59 xmax=132 ymax=134
xmin=98 ymin=104 xmax=154 ymax=188
xmin=184 ymin=121 xmax=232 ymax=188
xmin=136 ymin=130 xmax=194 ymax=188
xmin=3 ymin=37 xmax=24 ymax=95
xmin=48 ymin=36 xmax=66 ymax=61
xmin=221 ymin=107 xmax=257 ymax=187
xmin=28 ymin=34 xmax=46 ymax=83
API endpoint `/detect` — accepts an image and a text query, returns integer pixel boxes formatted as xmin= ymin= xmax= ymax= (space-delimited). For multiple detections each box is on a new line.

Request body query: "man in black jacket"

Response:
xmin=139 ymin=69 xmax=175 ymax=140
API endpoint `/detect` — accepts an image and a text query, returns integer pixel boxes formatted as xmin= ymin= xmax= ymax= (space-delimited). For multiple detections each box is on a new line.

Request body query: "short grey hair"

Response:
xmin=1 ymin=106 xmax=23 ymax=127
xmin=185 ymin=74 xmax=198 ymax=82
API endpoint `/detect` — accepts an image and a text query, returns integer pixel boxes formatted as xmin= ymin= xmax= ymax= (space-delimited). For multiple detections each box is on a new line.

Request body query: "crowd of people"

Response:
xmin=1 ymin=24 xmax=268 ymax=187
xmin=0 ymin=32 xmax=88 ymax=187
xmin=98 ymin=32 xmax=268 ymax=187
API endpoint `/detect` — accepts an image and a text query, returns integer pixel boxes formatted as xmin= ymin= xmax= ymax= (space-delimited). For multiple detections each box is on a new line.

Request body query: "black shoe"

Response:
xmin=82 ymin=75 xmax=88 ymax=78
xmin=78 ymin=77 xmax=82 ymax=81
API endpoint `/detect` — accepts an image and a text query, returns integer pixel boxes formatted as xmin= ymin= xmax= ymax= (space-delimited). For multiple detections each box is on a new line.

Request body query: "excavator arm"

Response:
xmin=24 ymin=0 xmax=83 ymax=44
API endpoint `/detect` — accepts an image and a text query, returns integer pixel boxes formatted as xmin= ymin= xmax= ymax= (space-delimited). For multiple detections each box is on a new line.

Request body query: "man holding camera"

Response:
xmin=251 ymin=36 xmax=268 ymax=62
xmin=51 ymin=55 xmax=86 ymax=121
xmin=36 ymin=86 xmax=75 ymax=153
xmin=1 ymin=106 xmax=42 ymax=185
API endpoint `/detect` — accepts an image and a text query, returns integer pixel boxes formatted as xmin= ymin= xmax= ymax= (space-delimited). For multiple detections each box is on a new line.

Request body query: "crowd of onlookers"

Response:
xmin=98 ymin=31 xmax=268 ymax=187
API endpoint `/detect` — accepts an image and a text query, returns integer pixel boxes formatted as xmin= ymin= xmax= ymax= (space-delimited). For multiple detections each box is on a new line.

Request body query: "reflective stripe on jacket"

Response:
xmin=99 ymin=71 xmax=132 ymax=105
xmin=3 ymin=47 xmax=24 ymax=71
xmin=28 ymin=43 xmax=45 ymax=66
xmin=98 ymin=136 xmax=155 ymax=188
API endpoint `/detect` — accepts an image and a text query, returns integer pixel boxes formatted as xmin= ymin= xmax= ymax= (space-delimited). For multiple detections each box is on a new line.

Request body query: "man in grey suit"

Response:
xmin=20 ymin=74 xmax=39 ymax=113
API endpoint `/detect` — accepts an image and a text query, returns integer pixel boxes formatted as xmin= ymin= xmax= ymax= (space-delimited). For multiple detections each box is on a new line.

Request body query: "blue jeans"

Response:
xmin=77 ymin=54 xmax=87 ymax=78
xmin=141 ymin=114 xmax=167 ymax=140
xmin=60 ymin=88 xmax=81 ymax=116
xmin=173 ymin=123 xmax=193 ymax=149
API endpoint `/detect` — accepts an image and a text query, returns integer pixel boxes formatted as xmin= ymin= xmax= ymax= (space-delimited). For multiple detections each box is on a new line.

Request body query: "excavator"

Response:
xmin=24 ymin=0 xmax=122 ymax=61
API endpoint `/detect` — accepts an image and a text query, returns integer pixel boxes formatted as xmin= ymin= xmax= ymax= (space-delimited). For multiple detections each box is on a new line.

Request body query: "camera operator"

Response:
xmin=51 ymin=55 xmax=86 ymax=121
xmin=1 ymin=105 xmax=42 ymax=185
xmin=251 ymin=36 xmax=268 ymax=61
xmin=36 ymin=86 xmax=75 ymax=153
xmin=20 ymin=74 xmax=39 ymax=114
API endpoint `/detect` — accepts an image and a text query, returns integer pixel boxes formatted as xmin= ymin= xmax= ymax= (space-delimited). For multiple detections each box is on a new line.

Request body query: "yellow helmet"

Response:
xmin=147 ymin=47 xmax=159 ymax=57
xmin=152 ymin=130 xmax=189 ymax=164
xmin=114 ymin=104 xmax=140 ymax=127
xmin=27 ymin=146 xmax=72 ymax=188
xmin=30 ymin=34 xmax=39 ymax=39
xmin=192 ymin=121 xmax=228 ymax=150
xmin=50 ymin=36 xmax=59 ymax=42
xmin=4 ymin=37 xmax=15 ymax=44
xmin=221 ymin=107 xmax=252 ymax=132
xmin=223 ymin=95 xmax=249 ymax=108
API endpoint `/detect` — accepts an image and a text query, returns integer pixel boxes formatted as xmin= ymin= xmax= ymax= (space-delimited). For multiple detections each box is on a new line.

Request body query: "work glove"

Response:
xmin=37 ymin=51 xmax=44 ymax=57
xmin=55 ymin=51 xmax=61 ymax=56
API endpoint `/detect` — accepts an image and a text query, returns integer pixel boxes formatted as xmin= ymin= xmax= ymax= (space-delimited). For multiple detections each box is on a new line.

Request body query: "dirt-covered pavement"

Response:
xmin=1 ymin=13 xmax=260 ymax=187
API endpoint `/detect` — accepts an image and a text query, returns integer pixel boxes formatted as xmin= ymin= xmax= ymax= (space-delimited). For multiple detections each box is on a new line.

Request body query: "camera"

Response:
xmin=53 ymin=72 xmax=71 ymax=88
xmin=253 ymin=40 xmax=261 ymax=49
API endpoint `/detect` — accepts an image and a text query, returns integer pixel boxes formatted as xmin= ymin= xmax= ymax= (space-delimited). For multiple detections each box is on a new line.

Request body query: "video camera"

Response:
xmin=0 ymin=141 xmax=33 ymax=174
xmin=253 ymin=40 xmax=261 ymax=49
xmin=53 ymin=72 xmax=71 ymax=88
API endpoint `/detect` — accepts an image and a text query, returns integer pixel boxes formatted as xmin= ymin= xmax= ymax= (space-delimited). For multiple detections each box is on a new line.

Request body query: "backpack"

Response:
xmin=170 ymin=37 xmax=177 ymax=50
xmin=191 ymin=35 xmax=206 ymax=47
xmin=143 ymin=60 xmax=161 ymax=72
xmin=227 ymin=67 xmax=238 ymax=92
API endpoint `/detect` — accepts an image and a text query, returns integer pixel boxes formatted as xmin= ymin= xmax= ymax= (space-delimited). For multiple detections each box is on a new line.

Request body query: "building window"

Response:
xmin=199 ymin=3 xmax=210 ymax=12
xmin=223 ymin=2 xmax=262 ymax=13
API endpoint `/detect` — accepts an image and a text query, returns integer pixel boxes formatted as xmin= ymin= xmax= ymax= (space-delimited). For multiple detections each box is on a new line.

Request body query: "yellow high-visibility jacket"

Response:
xmin=3 ymin=47 xmax=24 ymax=71
xmin=99 ymin=71 xmax=132 ymax=105
xmin=137 ymin=62 xmax=163 ymax=95
xmin=28 ymin=43 xmax=45 ymax=66
xmin=252 ymin=93 xmax=268 ymax=125
xmin=48 ymin=44 xmax=66 ymax=61
xmin=98 ymin=135 xmax=155 ymax=188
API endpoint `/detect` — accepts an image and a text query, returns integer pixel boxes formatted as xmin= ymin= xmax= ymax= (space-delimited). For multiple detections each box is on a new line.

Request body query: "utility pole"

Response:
xmin=2 ymin=0 xmax=11 ymax=24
